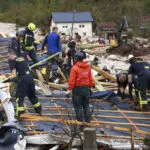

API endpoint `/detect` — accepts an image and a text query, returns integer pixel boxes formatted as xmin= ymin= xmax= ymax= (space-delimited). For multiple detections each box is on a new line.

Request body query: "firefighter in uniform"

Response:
xmin=8 ymin=49 xmax=42 ymax=117
xmin=63 ymin=42 xmax=86 ymax=74
xmin=128 ymin=55 xmax=150 ymax=110
xmin=68 ymin=52 xmax=93 ymax=122
xmin=21 ymin=23 xmax=38 ymax=64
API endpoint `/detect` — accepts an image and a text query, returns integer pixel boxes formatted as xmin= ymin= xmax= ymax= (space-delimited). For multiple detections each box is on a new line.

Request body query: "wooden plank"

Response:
xmin=92 ymin=65 xmax=116 ymax=82
xmin=57 ymin=67 xmax=67 ymax=81
xmin=93 ymin=116 xmax=105 ymax=134
xmin=36 ymin=69 xmax=45 ymax=82
xmin=100 ymin=82 xmax=117 ymax=86
xmin=23 ymin=105 xmax=150 ymax=115
xmin=37 ymin=80 xmax=51 ymax=95
xmin=0 ymin=98 xmax=9 ymax=108
xmin=21 ymin=114 xmax=150 ymax=135
xmin=94 ymin=76 xmax=105 ymax=80
xmin=131 ymin=128 xmax=134 ymax=150
xmin=115 ymin=106 xmax=139 ymax=132
xmin=54 ymin=103 xmax=70 ymax=131
xmin=35 ymin=71 xmax=51 ymax=95
xmin=20 ymin=114 xmax=132 ymax=133
xmin=21 ymin=113 xmax=150 ymax=127
xmin=30 ymin=52 xmax=60 ymax=69
xmin=93 ymin=77 xmax=105 ymax=91
xmin=28 ymin=113 xmax=150 ymax=121
xmin=48 ymin=82 xmax=67 ymax=90
xmin=96 ymin=134 xmax=144 ymax=140
xmin=0 ymin=64 xmax=9 ymax=70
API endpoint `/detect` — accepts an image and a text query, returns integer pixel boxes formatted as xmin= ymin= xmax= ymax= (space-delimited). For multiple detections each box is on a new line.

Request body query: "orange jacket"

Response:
xmin=68 ymin=61 xmax=93 ymax=90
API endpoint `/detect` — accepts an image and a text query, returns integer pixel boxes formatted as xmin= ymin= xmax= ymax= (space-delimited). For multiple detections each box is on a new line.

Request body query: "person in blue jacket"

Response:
xmin=42 ymin=27 xmax=62 ymax=83
xmin=42 ymin=26 xmax=62 ymax=54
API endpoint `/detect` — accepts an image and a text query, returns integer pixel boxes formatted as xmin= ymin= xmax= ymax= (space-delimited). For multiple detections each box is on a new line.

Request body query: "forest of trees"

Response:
xmin=0 ymin=0 xmax=150 ymax=34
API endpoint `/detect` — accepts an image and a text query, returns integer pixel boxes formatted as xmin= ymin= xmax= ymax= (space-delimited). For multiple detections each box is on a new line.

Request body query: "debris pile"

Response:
xmin=0 ymin=35 xmax=150 ymax=149
xmin=106 ymin=38 xmax=150 ymax=57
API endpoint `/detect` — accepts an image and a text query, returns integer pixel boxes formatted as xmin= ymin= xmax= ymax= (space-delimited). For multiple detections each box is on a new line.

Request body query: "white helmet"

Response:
xmin=128 ymin=54 xmax=134 ymax=61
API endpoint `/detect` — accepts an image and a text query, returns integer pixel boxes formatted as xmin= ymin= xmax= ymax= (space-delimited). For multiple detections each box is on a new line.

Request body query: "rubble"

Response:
xmin=106 ymin=41 xmax=150 ymax=57
xmin=0 ymin=34 xmax=150 ymax=149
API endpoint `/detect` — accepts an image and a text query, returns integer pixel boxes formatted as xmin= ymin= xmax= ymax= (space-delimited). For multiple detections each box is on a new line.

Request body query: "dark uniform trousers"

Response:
xmin=24 ymin=49 xmax=38 ymax=64
xmin=45 ymin=53 xmax=62 ymax=83
xmin=72 ymin=86 xmax=91 ymax=122
xmin=16 ymin=74 xmax=41 ymax=117
xmin=136 ymin=70 xmax=150 ymax=104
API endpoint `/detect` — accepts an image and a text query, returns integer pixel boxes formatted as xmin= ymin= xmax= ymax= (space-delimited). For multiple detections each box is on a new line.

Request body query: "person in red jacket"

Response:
xmin=68 ymin=51 xmax=93 ymax=122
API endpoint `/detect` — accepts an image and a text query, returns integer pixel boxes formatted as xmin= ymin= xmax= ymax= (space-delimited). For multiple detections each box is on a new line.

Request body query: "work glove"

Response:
xmin=59 ymin=53 xmax=63 ymax=59
xmin=65 ymin=90 xmax=72 ymax=97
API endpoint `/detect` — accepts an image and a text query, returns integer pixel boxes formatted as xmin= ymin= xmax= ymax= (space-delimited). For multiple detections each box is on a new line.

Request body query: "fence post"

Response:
xmin=83 ymin=128 xmax=97 ymax=150
xmin=131 ymin=128 xmax=134 ymax=150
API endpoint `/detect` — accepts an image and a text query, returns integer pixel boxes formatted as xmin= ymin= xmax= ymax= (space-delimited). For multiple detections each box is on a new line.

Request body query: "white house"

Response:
xmin=50 ymin=12 xmax=94 ymax=37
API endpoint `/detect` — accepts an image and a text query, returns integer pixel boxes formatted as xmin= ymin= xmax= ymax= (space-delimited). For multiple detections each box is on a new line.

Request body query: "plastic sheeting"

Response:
xmin=0 ymin=123 xmax=25 ymax=150
xmin=90 ymin=91 xmax=129 ymax=109
xmin=0 ymin=90 xmax=16 ymax=122
xmin=17 ymin=90 xmax=150 ymax=140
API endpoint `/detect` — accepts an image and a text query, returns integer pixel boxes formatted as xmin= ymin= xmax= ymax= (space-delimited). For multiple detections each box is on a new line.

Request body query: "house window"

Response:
xmin=62 ymin=26 xmax=68 ymax=28
xmin=79 ymin=25 xmax=85 ymax=28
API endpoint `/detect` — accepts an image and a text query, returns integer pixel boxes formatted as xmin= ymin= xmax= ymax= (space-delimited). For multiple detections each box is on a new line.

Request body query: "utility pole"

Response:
xmin=71 ymin=10 xmax=76 ymax=37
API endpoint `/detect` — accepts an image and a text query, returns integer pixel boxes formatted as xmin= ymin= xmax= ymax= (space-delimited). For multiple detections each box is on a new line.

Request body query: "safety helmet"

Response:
xmin=74 ymin=51 xmax=84 ymax=61
xmin=28 ymin=23 xmax=36 ymax=31
xmin=127 ymin=54 xmax=134 ymax=61
xmin=16 ymin=30 xmax=24 ymax=37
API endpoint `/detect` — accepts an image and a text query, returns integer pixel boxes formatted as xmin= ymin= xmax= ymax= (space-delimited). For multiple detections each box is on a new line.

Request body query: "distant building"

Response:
xmin=50 ymin=11 xmax=94 ymax=37
xmin=96 ymin=22 xmax=118 ymax=38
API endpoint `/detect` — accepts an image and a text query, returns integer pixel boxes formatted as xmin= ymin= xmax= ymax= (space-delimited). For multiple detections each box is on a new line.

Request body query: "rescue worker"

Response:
xmin=42 ymin=26 xmax=62 ymax=55
xmin=116 ymin=72 xmax=129 ymax=99
xmin=63 ymin=36 xmax=82 ymax=73
xmin=128 ymin=54 xmax=150 ymax=109
xmin=41 ymin=27 xmax=62 ymax=83
xmin=7 ymin=49 xmax=42 ymax=117
xmin=9 ymin=31 xmax=27 ymax=98
xmin=21 ymin=23 xmax=38 ymax=64
xmin=64 ymin=42 xmax=86 ymax=73
xmin=68 ymin=52 xmax=93 ymax=122
xmin=9 ymin=31 xmax=24 ymax=57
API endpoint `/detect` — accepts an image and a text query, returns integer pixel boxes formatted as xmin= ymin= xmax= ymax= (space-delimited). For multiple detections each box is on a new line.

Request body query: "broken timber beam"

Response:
xmin=30 ymin=52 xmax=60 ymax=69
xmin=34 ymin=71 xmax=51 ymax=95
xmin=48 ymin=82 xmax=67 ymax=90
xmin=20 ymin=114 xmax=150 ymax=135
xmin=92 ymin=65 xmax=116 ymax=82
xmin=93 ymin=77 xmax=105 ymax=91
xmin=57 ymin=67 xmax=67 ymax=81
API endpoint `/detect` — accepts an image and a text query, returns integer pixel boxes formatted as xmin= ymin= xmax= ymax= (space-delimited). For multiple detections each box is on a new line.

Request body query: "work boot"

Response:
xmin=143 ymin=105 xmax=149 ymax=111
xmin=34 ymin=105 xmax=42 ymax=116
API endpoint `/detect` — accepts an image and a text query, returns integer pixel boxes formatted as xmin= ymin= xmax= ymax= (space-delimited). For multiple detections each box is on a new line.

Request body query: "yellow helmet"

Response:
xmin=28 ymin=23 xmax=36 ymax=31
